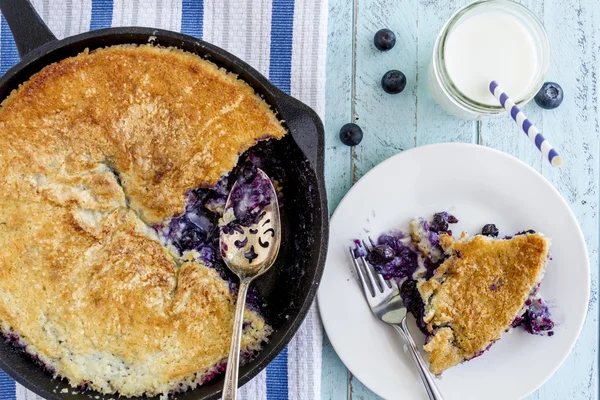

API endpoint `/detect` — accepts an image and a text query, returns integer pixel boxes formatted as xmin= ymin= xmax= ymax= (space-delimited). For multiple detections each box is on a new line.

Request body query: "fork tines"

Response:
xmin=348 ymin=246 xmax=393 ymax=300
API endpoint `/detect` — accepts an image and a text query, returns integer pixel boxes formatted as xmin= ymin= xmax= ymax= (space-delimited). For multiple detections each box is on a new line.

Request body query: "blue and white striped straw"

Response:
xmin=489 ymin=80 xmax=563 ymax=167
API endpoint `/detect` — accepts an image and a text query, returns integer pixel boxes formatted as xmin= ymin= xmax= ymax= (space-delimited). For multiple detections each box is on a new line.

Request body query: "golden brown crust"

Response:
xmin=418 ymin=233 xmax=550 ymax=375
xmin=0 ymin=44 xmax=286 ymax=224
xmin=0 ymin=45 xmax=283 ymax=396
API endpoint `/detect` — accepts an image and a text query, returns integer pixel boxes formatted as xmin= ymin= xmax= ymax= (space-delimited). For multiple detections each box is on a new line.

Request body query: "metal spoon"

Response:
xmin=219 ymin=168 xmax=281 ymax=400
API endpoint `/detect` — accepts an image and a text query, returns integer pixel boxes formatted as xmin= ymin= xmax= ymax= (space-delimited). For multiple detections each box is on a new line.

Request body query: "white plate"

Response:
xmin=318 ymin=143 xmax=590 ymax=400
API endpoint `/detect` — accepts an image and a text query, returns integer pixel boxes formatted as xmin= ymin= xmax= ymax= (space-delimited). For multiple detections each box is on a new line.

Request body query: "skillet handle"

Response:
xmin=0 ymin=0 xmax=56 ymax=58
xmin=276 ymin=94 xmax=325 ymax=177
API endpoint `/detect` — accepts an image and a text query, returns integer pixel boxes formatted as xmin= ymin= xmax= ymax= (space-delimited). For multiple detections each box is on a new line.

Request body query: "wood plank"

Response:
xmin=416 ymin=0 xmax=477 ymax=145
xmin=323 ymin=0 xmax=354 ymax=212
xmin=349 ymin=0 xmax=419 ymax=394
xmin=321 ymin=332 xmax=350 ymax=400
xmin=321 ymin=0 xmax=354 ymax=397
xmin=350 ymin=377 xmax=384 ymax=400
xmin=352 ymin=0 xmax=419 ymax=181
xmin=535 ymin=0 xmax=599 ymax=399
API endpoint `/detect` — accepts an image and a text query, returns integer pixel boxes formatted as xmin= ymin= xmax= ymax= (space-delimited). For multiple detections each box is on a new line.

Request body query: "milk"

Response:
xmin=429 ymin=1 xmax=549 ymax=119
xmin=444 ymin=10 xmax=538 ymax=105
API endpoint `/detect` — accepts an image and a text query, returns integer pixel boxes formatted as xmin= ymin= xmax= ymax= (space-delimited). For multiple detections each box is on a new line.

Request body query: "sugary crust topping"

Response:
xmin=0 ymin=45 xmax=283 ymax=396
xmin=418 ymin=233 xmax=550 ymax=374
xmin=0 ymin=44 xmax=286 ymax=224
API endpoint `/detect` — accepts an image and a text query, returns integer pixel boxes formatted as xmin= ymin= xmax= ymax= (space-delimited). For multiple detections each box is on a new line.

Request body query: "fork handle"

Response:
xmin=393 ymin=318 xmax=446 ymax=400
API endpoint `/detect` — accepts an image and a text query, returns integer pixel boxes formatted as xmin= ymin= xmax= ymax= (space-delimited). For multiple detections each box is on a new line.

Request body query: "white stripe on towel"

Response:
xmin=239 ymin=368 xmax=267 ymax=400
xmin=154 ymin=0 xmax=182 ymax=32
xmin=16 ymin=384 xmax=44 ymax=400
xmin=203 ymin=0 xmax=273 ymax=76
xmin=287 ymin=303 xmax=323 ymax=400
xmin=290 ymin=0 xmax=328 ymax=117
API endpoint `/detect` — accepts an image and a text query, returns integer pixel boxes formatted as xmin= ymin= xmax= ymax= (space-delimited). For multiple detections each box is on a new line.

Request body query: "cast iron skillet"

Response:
xmin=0 ymin=1 xmax=328 ymax=399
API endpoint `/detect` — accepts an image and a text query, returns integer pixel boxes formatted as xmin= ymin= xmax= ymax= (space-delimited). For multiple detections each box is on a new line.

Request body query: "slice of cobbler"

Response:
xmin=417 ymin=232 xmax=551 ymax=374
xmin=356 ymin=213 xmax=554 ymax=376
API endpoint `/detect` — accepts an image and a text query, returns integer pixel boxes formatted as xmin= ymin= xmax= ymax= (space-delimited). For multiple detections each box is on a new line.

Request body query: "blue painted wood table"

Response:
xmin=320 ymin=0 xmax=599 ymax=399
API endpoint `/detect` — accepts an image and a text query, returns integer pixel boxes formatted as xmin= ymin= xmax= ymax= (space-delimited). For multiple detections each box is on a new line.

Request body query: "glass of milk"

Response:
xmin=429 ymin=0 xmax=550 ymax=119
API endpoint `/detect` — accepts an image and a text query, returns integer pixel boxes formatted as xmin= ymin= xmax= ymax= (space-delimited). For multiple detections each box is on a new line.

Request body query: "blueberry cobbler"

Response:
xmin=0 ymin=45 xmax=287 ymax=396
xmin=356 ymin=213 xmax=554 ymax=375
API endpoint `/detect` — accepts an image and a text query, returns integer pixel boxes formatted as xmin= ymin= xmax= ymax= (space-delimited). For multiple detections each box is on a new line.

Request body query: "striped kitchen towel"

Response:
xmin=0 ymin=1 xmax=327 ymax=399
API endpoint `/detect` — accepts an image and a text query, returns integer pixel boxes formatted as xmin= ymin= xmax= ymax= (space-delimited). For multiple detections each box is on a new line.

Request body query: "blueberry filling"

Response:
xmin=353 ymin=214 xmax=555 ymax=349
xmin=367 ymin=233 xmax=419 ymax=280
xmin=153 ymin=142 xmax=281 ymax=384
xmin=400 ymin=279 xmax=428 ymax=334
xmin=352 ymin=215 xmax=459 ymax=334
xmin=512 ymin=296 xmax=554 ymax=336
xmin=161 ymin=142 xmax=281 ymax=283
xmin=222 ymin=164 xmax=274 ymax=232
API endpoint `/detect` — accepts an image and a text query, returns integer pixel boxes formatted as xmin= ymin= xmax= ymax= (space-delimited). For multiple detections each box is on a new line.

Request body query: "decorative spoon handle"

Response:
xmin=221 ymin=279 xmax=251 ymax=400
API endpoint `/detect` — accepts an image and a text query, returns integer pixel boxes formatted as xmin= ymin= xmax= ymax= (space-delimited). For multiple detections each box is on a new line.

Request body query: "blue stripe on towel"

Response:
xmin=0 ymin=370 xmax=15 ymax=400
xmin=90 ymin=0 xmax=114 ymax=30
xmin=268 ymin=0 xmax=295 ymax=94
xmin=266 ymin=347 xmax=289 ymax=399
xmin=181 ymin=0 xmax=204 ymax=40
xmin=0 ymin=16 xmax=19 ymax=75
xmin=266 ymin=1 xmax=295 ymax=397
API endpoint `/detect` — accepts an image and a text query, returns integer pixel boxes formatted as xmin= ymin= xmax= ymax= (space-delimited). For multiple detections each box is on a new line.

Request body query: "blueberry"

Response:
xmin=534 ymin=82 xmax=564 ymax=110
xmin=374 ymin=29 xmax=396 ymax=51
xmin=339 ymin=123 xmax=363 ymax=146
xmin=430 ymin=212 xmax=458 ymax=233
xmin=430 ymin=213 xmax=448 ymax=233
xmin=381 ymin=70 xmax=407 ymax=94
xmin=481 ymin=224 xmax=499 ymax=237
xmin=366 ymin=245 xmax=395 ymax=265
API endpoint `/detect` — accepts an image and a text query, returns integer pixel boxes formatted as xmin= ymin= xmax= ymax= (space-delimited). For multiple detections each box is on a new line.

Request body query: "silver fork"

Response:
xmin=349 ymin=242 xmax=446 ymax=400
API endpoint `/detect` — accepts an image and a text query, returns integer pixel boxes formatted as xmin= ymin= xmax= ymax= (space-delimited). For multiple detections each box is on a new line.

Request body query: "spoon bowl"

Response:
xmin=219 ymin=167 xmax=281 ymax=400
